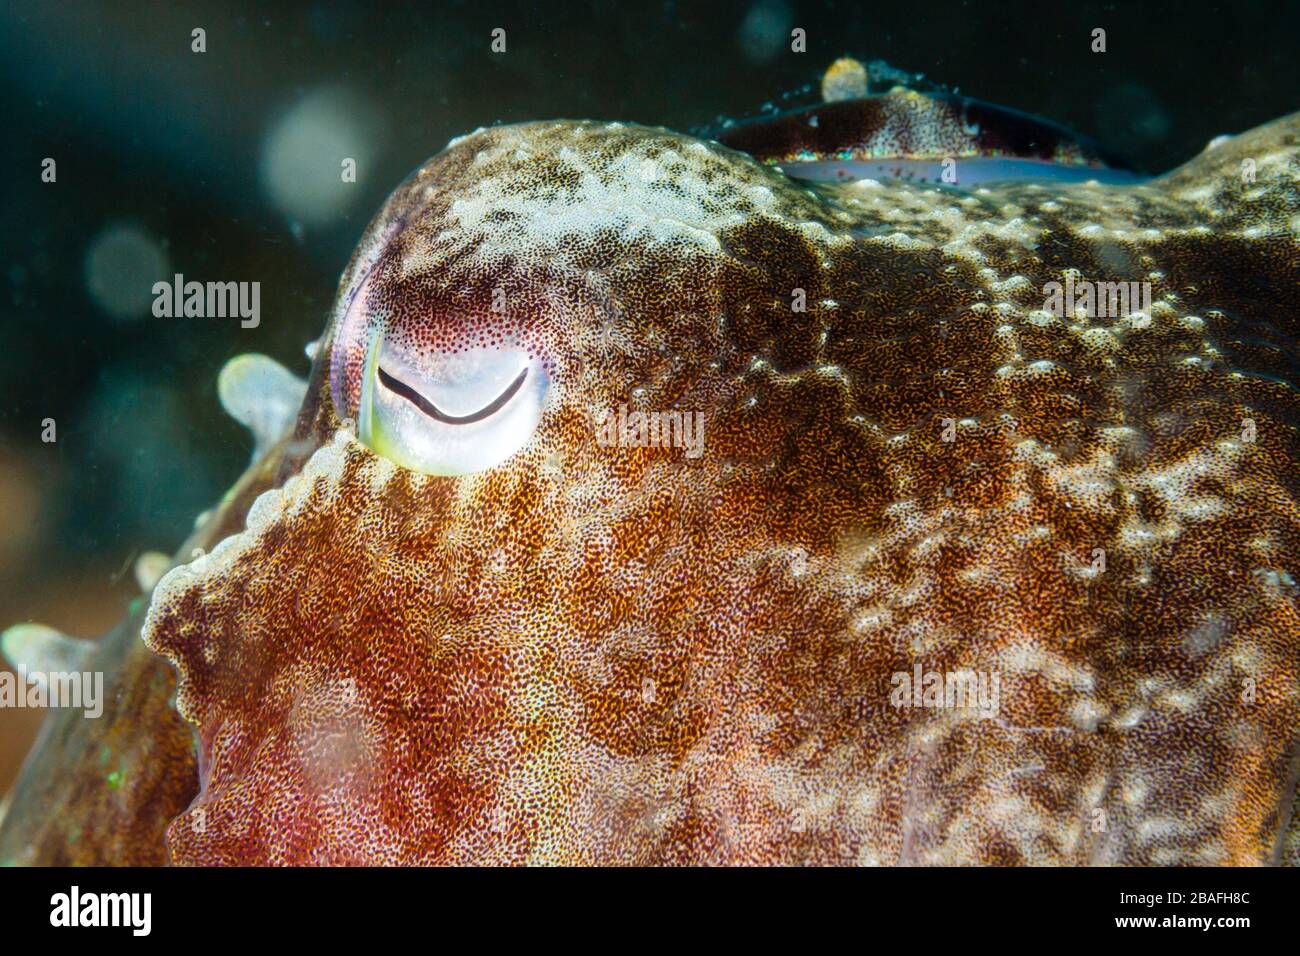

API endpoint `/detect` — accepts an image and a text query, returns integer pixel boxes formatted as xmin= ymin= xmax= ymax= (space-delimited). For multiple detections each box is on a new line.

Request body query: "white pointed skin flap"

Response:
xmin=217 ymin=353 xmax=309 ymax=460
xmin=1 ymin=623 xmax=94 ymax=674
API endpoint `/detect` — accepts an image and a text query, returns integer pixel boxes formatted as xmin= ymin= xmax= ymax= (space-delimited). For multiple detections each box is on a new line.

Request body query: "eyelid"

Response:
xmin=356 ymin=336 xmax=550 ymax=476
xmin=330 ymin=262 xmax=384 ymax=419
xmin=377 ymin=365 xmax=529 ymax=425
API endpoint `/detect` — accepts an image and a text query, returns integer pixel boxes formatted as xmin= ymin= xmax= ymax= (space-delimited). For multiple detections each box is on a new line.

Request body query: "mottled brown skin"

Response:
xmin=4 ymin=109 xmax=1298 ymax=865
xmin=138 ymin=115 xmax=1300 ymax=865
xmin=0 ymin=614 xmax=192 ymax=865
xmin=0 ymin=448 xmax=293 ymax=864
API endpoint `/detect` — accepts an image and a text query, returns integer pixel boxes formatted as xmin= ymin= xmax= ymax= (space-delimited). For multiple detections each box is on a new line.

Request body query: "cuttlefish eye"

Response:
xmin=356 ymin=336 xmax=549 ymax=476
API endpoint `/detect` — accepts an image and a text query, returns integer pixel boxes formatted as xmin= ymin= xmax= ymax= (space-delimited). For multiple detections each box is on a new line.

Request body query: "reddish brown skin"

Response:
xmin=3 ymin=106 xmax=1298 ymax=865
xmin=0 ymin=453 xmax=283 ymax=865
xmin=143 ymin=116 xmax=1300 ymax=865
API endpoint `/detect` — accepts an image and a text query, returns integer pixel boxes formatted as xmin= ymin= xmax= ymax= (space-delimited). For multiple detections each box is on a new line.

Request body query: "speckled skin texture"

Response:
xmin=0 ymin=452 xmax=279 ymax=865
xmin=134 ymin=115 xmax=1300 ymax=865
xmin=3 ymin=110 xmax=1298 ymax=866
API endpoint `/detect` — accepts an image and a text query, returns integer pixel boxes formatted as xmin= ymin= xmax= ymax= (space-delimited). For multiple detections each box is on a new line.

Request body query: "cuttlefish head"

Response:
xmin=143 ymin=120 xmax=841 ymax=864
xmin=142 ymin=107 xmax=1300 ymax=866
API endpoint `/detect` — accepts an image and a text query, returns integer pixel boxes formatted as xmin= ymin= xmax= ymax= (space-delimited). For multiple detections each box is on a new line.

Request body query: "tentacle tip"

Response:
xmin=134 ymin=550 xmax=172 ymax=593
xmin=1 ymin=622 xmax=93 ymax=673
xmin=217 ymin=353 xmax=309 ymax=459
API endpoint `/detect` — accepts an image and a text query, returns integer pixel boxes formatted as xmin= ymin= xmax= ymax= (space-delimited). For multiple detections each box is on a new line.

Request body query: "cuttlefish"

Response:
xmin=2 ymin=59 xmax=1298 ymax=865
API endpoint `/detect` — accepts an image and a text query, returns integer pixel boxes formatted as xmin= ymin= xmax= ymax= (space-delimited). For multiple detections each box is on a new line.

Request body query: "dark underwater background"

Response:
xmin=0 ymin=0 xmax=1297 ymax=788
